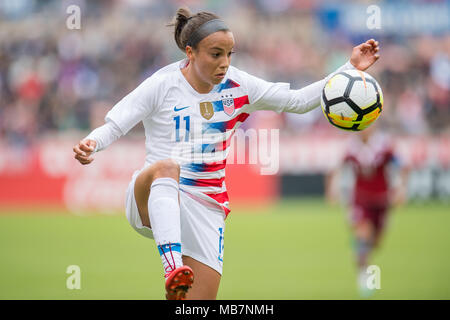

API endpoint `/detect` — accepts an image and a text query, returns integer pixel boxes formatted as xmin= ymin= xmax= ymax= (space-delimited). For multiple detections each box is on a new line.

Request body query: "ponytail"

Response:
xmin=167 ymin=7 xmax=222 ymax=53
xmin=172 ymin=7 xmax=192 ymax=52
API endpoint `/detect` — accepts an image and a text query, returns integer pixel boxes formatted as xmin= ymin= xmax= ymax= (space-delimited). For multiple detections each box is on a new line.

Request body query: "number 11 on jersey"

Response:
xmin=173 ymin=115 xmax=190 ymax=142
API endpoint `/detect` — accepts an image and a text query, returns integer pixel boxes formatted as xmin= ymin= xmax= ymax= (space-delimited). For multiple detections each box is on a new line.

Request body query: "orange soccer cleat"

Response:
xmin=165 ymin=265 xmax=194 ymax=300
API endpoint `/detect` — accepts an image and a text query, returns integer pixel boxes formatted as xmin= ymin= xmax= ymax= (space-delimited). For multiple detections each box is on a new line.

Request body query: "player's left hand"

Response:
xmin=350 ymin=39 xmax=380 ymax=71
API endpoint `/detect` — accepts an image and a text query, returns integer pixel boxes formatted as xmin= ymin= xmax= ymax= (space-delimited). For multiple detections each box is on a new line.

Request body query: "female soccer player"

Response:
xmin=73 ymin=7 xmax=380 ymax=300
xmin=328 ymin=124 xmax=408 ymax=297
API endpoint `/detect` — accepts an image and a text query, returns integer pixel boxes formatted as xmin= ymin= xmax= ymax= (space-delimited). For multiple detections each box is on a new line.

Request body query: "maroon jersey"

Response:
xmin=344 ymin=133 xmax=395 ymax=210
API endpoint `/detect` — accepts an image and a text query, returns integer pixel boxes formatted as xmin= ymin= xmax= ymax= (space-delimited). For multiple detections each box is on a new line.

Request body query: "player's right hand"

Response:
xmin=73 ymin=139 xmax=97 ymax=165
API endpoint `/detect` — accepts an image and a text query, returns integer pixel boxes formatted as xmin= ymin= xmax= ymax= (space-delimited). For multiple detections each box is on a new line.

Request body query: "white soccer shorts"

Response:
xmin=125 ymin=170 xmax=226 ymax=275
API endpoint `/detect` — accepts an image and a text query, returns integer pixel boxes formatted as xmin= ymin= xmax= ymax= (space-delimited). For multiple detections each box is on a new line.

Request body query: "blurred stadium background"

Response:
xmin=0 ymin=0 xmax=449 ymax=299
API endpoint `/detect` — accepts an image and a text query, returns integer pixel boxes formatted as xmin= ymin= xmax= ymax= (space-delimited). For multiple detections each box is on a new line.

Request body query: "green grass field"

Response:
xmin=0 ymin=199 xmax=449 ymax=300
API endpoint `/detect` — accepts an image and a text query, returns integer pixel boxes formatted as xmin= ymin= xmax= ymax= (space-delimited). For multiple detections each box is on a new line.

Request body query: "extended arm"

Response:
xmin=73 ymin=74 xmax=162 ymax=165
xmin=85 ymin=120 xmax=124 ymax=152
xmin=73 ymin=120 xmax=123 ymax=165
xmin=246 ymin=39 xmax=379 ymax=114
xmin=387 ymin=156 xmax=409 ymax=207
xmin=245 ymin=60 xmax=355 ymax=114
xmin=281 ymin=61 xmax=356 ymax=114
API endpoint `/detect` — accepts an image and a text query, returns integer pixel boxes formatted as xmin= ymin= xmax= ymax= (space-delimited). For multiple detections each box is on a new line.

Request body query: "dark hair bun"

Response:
xmin=174 ymin=7 xmax=192 ymax=51
xmin=168 ymin=7 xmax=221 ymax=53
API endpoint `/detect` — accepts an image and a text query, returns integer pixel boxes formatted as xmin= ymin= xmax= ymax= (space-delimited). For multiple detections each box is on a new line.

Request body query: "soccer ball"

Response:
xmin=320 ymin=69 xmax=383 ymax=131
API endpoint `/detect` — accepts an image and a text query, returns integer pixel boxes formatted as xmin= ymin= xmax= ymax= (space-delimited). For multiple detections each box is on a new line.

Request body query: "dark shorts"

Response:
xmin=350 ymin=205 xmax=388 ymax=235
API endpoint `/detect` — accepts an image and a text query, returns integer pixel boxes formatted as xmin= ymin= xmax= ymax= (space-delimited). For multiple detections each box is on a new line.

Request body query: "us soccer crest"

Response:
xmin=222 ymin=94 xmax=235 ymax=116
xmin=199 ymin=102 xmax=214 ymax=120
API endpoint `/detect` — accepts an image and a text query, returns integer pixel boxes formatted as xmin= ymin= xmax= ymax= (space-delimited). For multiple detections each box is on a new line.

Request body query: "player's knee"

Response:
xmin=153 ymin=159 xmax=180 ymax=181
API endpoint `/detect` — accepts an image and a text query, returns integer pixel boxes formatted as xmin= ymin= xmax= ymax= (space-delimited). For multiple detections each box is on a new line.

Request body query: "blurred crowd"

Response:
xmin=0 ymin=0 xmax=449 ymax=148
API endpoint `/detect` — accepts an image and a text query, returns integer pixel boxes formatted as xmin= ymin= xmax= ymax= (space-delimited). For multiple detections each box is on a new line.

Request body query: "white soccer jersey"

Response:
xmin=88 ymin=58 xmax=355 ymax=216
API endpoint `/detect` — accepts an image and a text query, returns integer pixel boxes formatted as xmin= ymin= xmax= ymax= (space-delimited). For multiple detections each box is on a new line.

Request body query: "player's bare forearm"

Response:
xmin=397 ymin=167 xmax=410 ymax=206
xmin=390 ymin=167 xmax=409 ymax=207
xmin=325 ymin=168 xmax=340 ymax=205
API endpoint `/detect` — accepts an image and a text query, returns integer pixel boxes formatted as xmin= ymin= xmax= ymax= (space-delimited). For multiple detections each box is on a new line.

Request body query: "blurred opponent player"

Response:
xmin=73 ymin=7 xmax=380 ymax=300
xmin=327 ymin=124 xmax=408 ymax=297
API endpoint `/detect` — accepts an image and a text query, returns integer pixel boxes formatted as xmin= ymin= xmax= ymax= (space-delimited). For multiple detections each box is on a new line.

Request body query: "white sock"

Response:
xmin=148 ymin=177 xmax=183 ymax=275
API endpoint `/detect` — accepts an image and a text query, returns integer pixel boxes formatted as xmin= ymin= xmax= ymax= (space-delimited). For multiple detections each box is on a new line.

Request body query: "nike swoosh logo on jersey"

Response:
xmin=174 ymin=106 xmax=190 ymax=112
